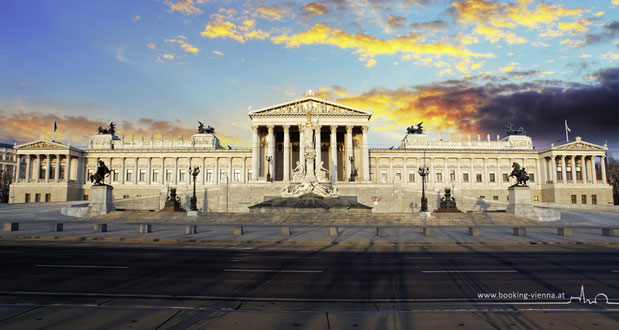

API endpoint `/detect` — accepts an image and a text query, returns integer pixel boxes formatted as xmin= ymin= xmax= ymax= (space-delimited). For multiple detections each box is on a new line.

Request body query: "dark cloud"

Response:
xmin=387 ymin=15 xmax=407 ymax=30
xmin=472 ymin=67 xmax=619 ymax=148
xmin=410 ymin=19 xmax=448 ymax=31
xmin=582 ymin=21 xmax=619 ymax=46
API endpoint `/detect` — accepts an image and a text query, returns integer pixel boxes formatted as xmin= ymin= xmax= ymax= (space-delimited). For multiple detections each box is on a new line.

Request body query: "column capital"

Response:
xmin=361 ymin=126 xmax=369 ymax=133
xmin=346 ymin=125 xmax=354 ymax=131
xmin=252 ymin=125 xmax=259 ymax=132
xmin=283 ymin=124 xmax=290 ymax=131
xmin=330 ymin=125 xmax=338 ymax=132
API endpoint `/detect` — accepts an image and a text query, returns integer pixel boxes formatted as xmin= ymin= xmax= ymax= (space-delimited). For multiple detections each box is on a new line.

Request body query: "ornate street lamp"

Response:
xmin=418 ymin=165 xmax=429 ymax=212
xmin=189 ymin=166 xmax=200 ymax=211
xmin=349 ymin=155 xmax=355 ymax=182
xmin=266 ymin=156 xmax=272 ymax=182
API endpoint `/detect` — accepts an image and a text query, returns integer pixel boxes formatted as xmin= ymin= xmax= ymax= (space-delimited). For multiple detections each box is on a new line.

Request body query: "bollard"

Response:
xmin=423 ymin=227 xmax=434 ymax=236
xmin=3 ymin=222 xmax=19 ymax=232
xmin=557 ymin=228 xmax=572 ymax=237
xmin=469 ymin=227 xmax=481 ymax=237
xmin=94 ymin=223 xmax=108 ymax=233
xmin=139 ymin=224 xmax=152 ymax=234
xmin=233 ymin=225 xmax=243 ymax=236
xmin=185 ymin=225 xmax=198 ymax=235
xmin=513 ymin=227 xmax=526 ymax=237
xmin=281 ymin=226 xmax=291 ymax=236
xmin=49 ymin=223 xmax=63 ymax=232
xmin=602 ymin=228 xmax=619 ymax=237
xmin=329 ymin=227 xmax=339 ymax=237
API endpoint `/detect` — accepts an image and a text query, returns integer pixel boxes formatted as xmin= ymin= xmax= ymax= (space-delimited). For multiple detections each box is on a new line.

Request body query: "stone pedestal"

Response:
xmin=88 ymin=185 xmax=116 ymax=217
xmin=506 ymin=186 xmax=560 ymax=221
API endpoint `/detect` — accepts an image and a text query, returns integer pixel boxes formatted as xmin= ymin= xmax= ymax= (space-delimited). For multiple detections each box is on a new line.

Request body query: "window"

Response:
xmin=571 ymin=195 xmax=577 ymax=204
xmin=178 ymin=170 xmax=185 ymax=183
xmin=463 ymin=173 xmax=469 ymax=182
xmin=45 ymin=194 xmax=51 ymax=202
xmin=436 ymin=172 xmax=442 ymax=183
xmin=529 ymin=173 xmax=535 ymax=182
xmin=493 ymin=196 xmax=499 ymax=200
xmin=581 ymin=195 xmax=587 ymax=204
xmin=126 ymin=170 xmax=133 ymax=182
xmin=165 ymin=169 xmax=173 ymax=183
xmin=450 ymin=171 xmax=456 ymax=183
xmin=503 ymin=173 xmax=509 ymax=182
xmin=207 ymin=169 xmax=213 ymax=182
xmin=533 ymin=195 xmax=539 ymax=202
xmin=476 ymin=173 xmax=482 ymax=183
xmin=83 ymin=195 xmax=89 ymax=201
xmin=139 ymin=169 xmax=146 ymax=182
xmin=479 ymin=195 xmax=485 ymax=199
xmin=25 ymin=194 xmax=30 ymax=203
xmin=556 ymin=167 xmax=563 ymax=181
xmin=395 ymin=170 xmax=401 ymax=181
xmin=234 ymin=169 xmax=241 ymax=182
xmin=152 ymin=169 xmax=159 ymax=182
xmin=409 ymin=172 xmax=415 ymax=183
xmin=489 ymin=173 xmax=496 ymax=182
xmin=566 ymin=167 xmax=572 ymax=181
xmin=592 ymin=195 xmax=597 ymax=205
xmin=112 ymin=170 xmax=119 ymax=182
xmin=576 ymin=167 xmax=582 ymax=180
xmin=35 ymin=194 xmax=41 ymax=202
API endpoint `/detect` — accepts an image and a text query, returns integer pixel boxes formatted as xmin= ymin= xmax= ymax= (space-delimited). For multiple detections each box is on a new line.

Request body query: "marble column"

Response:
xmin=362 ymin=126 xmax=369 ymax=182
xmin=45 ymin=155 xmax=51 ymax=181
xmin=267 ymin=125 xmax=275 ymax=181
xmin=251 ymin=125 xmax=259 ymax=181
xmin=147 ymin=157 xmax=152 ymax=185
xmin=591 ymin=156 xmax=597 ymax=182
xmin=561 ymin=156 xmax=567 ymax=184
xmin=202 ymin=158 xmax=207 ymax=184
xmin=65 ymin=156 xmax=71 ymax=182
xmin=346 ymin=125 xmax=353 ymax=180
xmin=35 ymin=155 xmax=41 ymax=181
xmin=299 ymin=126 xmax=305 ymax=173
xmin=283 ymin=125 xmax=290 ymax=182
xmin=315 ymin=125 xmax=321 ymax=173
xmin=551 ymin=156 xmax=557 ymax=182
xmin=242 ymin=157 xmax=246 ymax=183
xmin=214 ymin=157 xmax=219 ymax=185
xmin=160 ymin=158 xmax=165 ymax=185
xmin=330 ymin=125 xmax=337 ymax=182
xmin=54 ymin=154 xmax=61 ymax=182
xmin=173 ymin=158 xmax=178 ymax=185
xmin=120 ymin=158 xmax=125 ymax=184
xmin=571 ymin=156 xmax=577 ymax=184
xmin=15 ymin=156 xmax=21 ymax=181
xmin=26 ymin=156 xmax=31 ymax=181
xmin=535 ymin=158 xmax=540 ymax=185
xmin=403 ymin=157 xmax=408 ymax=184
xmin=601 ymin=155 xmax=607 ymax=183
xmin=187 ymin=157 xmax=192 ymax=185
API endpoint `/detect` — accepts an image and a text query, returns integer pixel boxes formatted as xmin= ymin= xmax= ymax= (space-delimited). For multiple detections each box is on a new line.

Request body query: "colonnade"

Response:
xmin=542 ymin=154 xmax=606 ymax=184
xmin=16 ymin=154 xmax=78 ymax=183
xmin=251 ymin=124 xmax=370 ymax=182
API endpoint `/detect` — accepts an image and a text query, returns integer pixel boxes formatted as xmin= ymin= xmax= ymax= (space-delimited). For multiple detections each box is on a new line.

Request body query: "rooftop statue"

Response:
xmin=197 ymin=121 xmax=215 ymax=134
xmin=406 ymin=122 xmax=424 ymax=135
xmin=90 ymin=160 xmax=111 ymax=185
xmin=509 ymin=162 xmax=529 ymax=187
xmin=505 ymin=122 xmax=526 ymax=136
xmin=97 ymin=122 xmax=116 ymax=135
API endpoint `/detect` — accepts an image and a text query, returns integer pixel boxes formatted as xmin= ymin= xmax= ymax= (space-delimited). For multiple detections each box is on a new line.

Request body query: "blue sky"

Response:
xmin=1 ymin=0 xmax=617 ymax=154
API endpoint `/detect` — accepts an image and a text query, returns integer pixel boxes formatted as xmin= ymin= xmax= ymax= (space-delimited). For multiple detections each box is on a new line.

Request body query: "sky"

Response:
xmin=0 ymin=0 xmax=618 ymax=154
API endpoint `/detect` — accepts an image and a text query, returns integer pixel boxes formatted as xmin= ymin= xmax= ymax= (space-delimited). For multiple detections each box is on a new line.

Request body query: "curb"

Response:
xmin=1 ymin=235 xmax=618 ymax=246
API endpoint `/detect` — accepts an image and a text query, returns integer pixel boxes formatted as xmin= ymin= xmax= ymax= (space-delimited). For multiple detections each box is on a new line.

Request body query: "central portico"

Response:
xmin=249 ymin=91 xmax=372 ymax=183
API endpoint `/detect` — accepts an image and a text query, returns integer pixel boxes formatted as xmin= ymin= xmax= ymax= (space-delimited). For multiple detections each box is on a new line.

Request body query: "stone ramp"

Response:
xmin=94 ymin=211 xmax=537 ymax=226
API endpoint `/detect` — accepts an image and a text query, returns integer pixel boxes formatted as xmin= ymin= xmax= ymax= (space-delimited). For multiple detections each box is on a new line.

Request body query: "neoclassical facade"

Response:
xmin=8 ymin=94 xmax=613 ymax=211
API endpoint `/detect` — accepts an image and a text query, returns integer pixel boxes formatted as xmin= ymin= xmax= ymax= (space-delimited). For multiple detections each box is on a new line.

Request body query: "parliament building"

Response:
xmin=8 ymin=94 xmax=613 ymax=212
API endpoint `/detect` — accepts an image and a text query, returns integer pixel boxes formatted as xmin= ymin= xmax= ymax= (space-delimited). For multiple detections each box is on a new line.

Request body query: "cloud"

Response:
xmin=499 ymin=62 xmax=520 ymax=72
xmin=301 ymin=2 xmax=329 ymax=18
xmin=580 ymin=20 xmax=619 ymax=46
xmin=601 ymin=51 xmax=619 ymax=62
xmin=147 ymin=43 xmax=156 ymax=50
xmin=165 ymin=0 xmax=208 ymax=15
xmin=411 ymin=20 xmax=449 ymax=32
xmin=109 ymin=46 xmax=129 ymax=63
xmin=256 ymin=4 xmax=289 ymax=21
xmin=315 ymin=68 xmax=617 ymax=147
xmin=201 ymin=12 xmax=270 ymax=43
xmin=473 ymin=25 xmax=527 ymax=44
xmin=271 ymin=23 xmax=494 ymax=66
xmin=165 ymin=36 xmax=200 ymax=54
xmin=16 ymin=82 xmax=28 ymax=86
xmin=132 ymin=15 xmax=141 ymax=22
xmin=212 ymin=50 xmax=224 ymax=56
xmin=558 ymin=19 xmax=591 ymax=33
xmin=386 ymin=15 xmax=407 ymax=31
xmin=162 ymin=54 xmax=175 ymax=60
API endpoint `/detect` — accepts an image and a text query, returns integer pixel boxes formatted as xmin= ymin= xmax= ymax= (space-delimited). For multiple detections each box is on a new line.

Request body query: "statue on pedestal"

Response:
xmin=509 ymin=162 xmax=529 ymax=187
xmin=90 ymin=160 xmax=111 ymax=185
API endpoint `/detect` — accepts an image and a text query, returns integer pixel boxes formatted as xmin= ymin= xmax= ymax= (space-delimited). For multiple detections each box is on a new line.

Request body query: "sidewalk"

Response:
xmin=2 ymin=220 xmax=619 ymax=246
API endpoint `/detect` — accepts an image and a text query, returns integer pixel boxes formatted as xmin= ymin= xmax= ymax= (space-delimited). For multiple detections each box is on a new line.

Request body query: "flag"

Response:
xmin=53 ymin=120 xmax=57 ymax=132
xmin=564 ymin=120 xmax=571 ymax=133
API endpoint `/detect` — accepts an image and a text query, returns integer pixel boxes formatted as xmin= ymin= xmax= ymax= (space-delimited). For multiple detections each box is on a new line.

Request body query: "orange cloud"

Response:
xmin=256 ymin=5 xmax=288 ymax=21
xmin=166 ymin=0 xmax=208 ymax=15
xmin=165 ymin=37 xmax=200 ymax=54
xmin=201 ymin=14 xmax=269 ymax=43
xmin=301 ymin=2 xmax=328 ymax=17
xmin=271 ymin=24 xmax=494 ymax=66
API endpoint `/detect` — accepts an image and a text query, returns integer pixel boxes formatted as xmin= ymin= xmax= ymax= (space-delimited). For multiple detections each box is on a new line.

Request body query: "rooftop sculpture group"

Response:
xmin=97 ymin=122 xmax=116 ymax=135
xmin=406 ymin=122 xmax=424 ymax=135
xmin=505 ymin=122 xmax=526 ymax=136
xmin=197 ymin=121 xmax=215 ymax=134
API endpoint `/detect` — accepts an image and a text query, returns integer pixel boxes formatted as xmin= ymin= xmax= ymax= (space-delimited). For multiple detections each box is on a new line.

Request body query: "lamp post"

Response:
xmin=418 ymin=165 xmax=429 ymax=212
xmin=189 ymin=166 xmax=200 ymax=211
xmin=266 ymin=156 xmax=272 ymax=182
xmin=349 ymin=155 xmax=355 ymax=182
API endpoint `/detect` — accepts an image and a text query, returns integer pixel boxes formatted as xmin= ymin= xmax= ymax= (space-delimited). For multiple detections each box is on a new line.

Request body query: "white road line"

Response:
xmin=35 ymin=265 xmax=128 ymax=269
xmin=421 ymin=270 xmax=517 ymax=273
xmin=224 ymin=269 xmax=322 ymax=273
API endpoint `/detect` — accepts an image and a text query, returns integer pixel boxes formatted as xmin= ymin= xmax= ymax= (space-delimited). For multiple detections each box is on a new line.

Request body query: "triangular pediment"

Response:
xmin=15 ymin=139 xmax=69 ymax=150
xmin=554 ymin=138 xmax=606 ymax=151
xmin=249 ymin=97 xmax=372 ymax=117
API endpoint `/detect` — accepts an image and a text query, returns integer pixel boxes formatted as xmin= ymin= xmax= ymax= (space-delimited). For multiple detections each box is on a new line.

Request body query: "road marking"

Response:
xmin=35 ymin=265 xmax=128 ymax=269
xmin=224 ymin=269 xmax=322 ymax=273
xmin=421 ymin=270 xmax=517 ymax=273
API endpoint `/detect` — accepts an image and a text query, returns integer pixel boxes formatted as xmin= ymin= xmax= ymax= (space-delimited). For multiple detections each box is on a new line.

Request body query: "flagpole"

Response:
xmin=564 ymin=120 xmax=569 ymax=143
xmin=52 ymin=123 xmax=55 ymax=142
